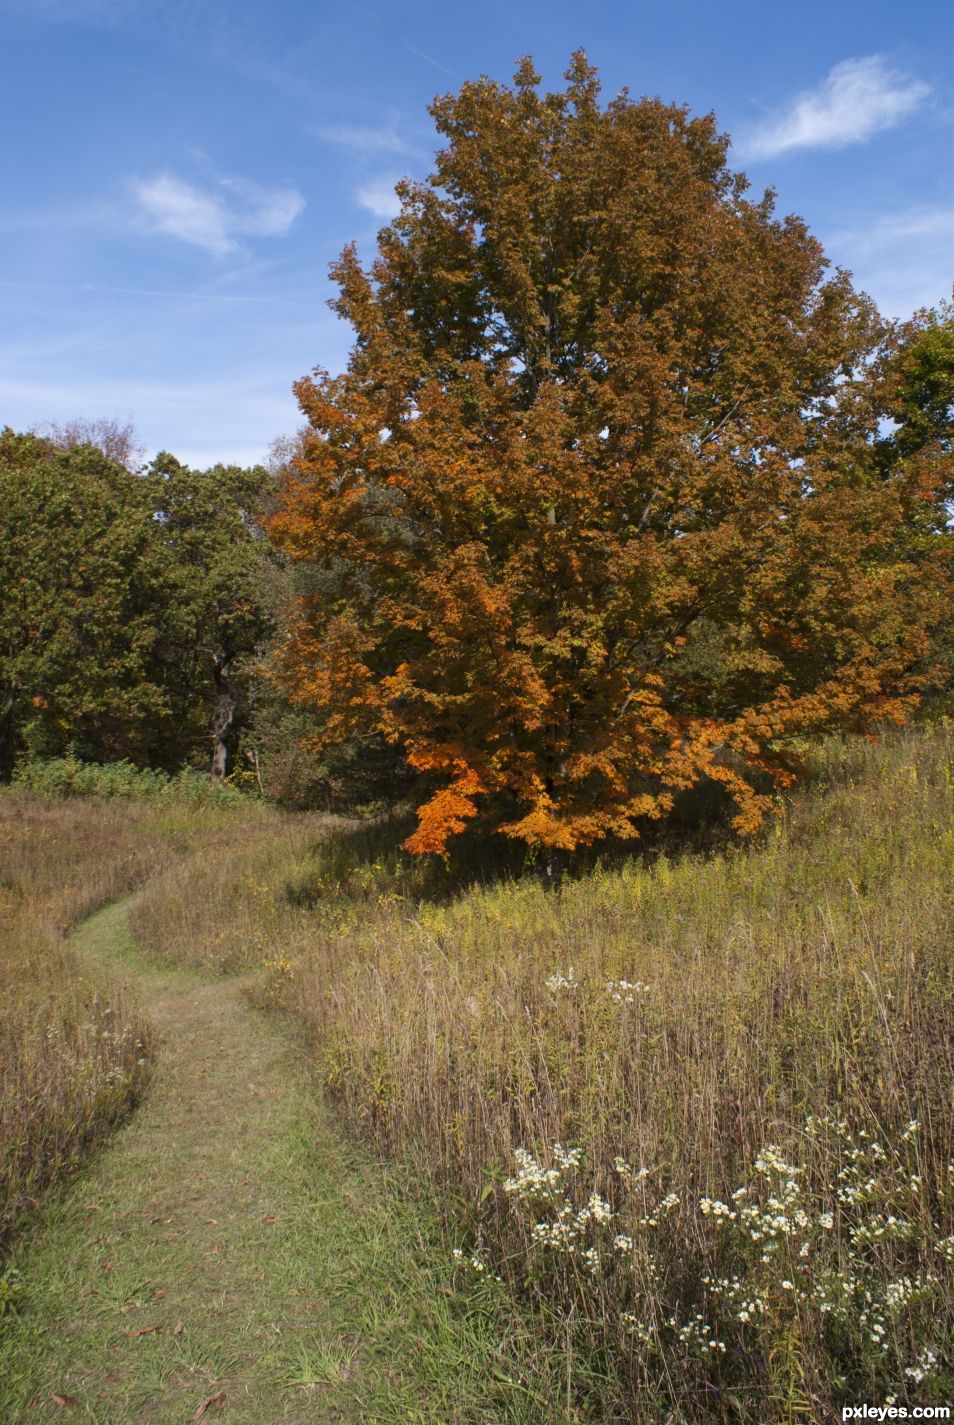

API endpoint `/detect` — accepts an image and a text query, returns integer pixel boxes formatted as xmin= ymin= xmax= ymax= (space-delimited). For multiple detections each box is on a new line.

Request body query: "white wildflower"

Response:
xmin=606 ymin=978 xmax=650 ymax=1003
xmin=504 ymin=1147 xmax=563 ymax=1197
xmin=545 ymin=968 xmax=577 ymax=992
xmin=699 ymin=1197 xmax=736 ymax=1220
xmin=905 ymin=1347 xmax=938 ymax=1384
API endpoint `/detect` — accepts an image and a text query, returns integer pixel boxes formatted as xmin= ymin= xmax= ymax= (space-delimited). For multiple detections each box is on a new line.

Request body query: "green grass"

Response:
xmin=0 ymin=900 xmax=567 ymax=1423
xmin=0 ymin=786 xmax=289 ymax=1248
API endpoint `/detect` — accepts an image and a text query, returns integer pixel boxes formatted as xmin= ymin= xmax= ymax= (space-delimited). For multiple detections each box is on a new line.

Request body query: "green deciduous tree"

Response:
xmin=0 ymin=431 xmax=166 ymax=774
xmin=0 ymin=432 xmax=276 ymax=779
xmin=142 ymin=453 xmax=277 ymax=778
xmin=873 ymin=302 xmax=954 ymax=690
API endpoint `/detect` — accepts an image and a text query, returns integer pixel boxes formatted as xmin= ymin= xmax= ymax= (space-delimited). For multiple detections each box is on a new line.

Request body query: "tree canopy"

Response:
xmin=142 ymin=453 xmax=276 ymax=778
xmin=271 ymin=53 xmax=942 ymax=856
xmin=0 ymin=432 xmax=166 ymax=775
xmin=873 ymin=304 xmax=954 ymax=687
xmin=876 ymin=302 xmax=954 ymax=523
xmin=0 ymin=431 xmax=275 ymax=780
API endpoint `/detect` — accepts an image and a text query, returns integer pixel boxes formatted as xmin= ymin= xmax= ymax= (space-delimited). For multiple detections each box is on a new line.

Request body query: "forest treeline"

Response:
xmin=0 ymin=426 xmax=402 ymax=808
xmin=2 ymin=55 xmax=953 ymax=852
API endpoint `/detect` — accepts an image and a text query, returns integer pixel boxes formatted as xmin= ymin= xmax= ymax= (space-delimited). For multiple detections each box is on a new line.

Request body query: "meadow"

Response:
xmin=124 ymin=724 xmax=954 ymax=1422
xmin=1 ymin=731 xmax=951 ymax=1418
xmin=0 ymin=769 xmax=274 ymax=1251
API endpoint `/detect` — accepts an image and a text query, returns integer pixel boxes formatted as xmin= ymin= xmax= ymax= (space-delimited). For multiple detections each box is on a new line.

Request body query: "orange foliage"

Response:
xmin=269 ymin=55 xmax=941 ymax=856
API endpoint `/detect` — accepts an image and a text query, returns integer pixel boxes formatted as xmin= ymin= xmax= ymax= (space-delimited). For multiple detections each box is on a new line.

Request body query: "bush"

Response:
xmin=12 ymin=756 xmax=251 ymax=808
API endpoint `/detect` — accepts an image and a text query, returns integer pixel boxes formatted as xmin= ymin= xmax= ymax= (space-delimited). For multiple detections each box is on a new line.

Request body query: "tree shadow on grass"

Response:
xmin=284 ymin=773 xmax=753 ymax=911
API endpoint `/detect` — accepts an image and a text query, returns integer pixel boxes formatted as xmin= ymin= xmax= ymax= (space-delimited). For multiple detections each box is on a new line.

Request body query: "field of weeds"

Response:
xmin=0 ymin=786 xmax=271 ymax=1251
xmin=135 ymin=725 xmax=954 ymax=1421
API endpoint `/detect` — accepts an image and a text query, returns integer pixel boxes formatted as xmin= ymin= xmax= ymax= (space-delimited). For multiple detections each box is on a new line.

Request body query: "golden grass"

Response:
xmin=0 ymin=792 xmax=273 ymax=1246
xmin=137 ymin=726 xmax=954 ymax=1419
xmin=128 ymin=811 xmax=338 ymax=974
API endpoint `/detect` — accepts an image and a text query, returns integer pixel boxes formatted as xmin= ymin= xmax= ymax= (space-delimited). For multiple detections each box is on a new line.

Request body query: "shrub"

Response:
xmin=12 ymin=756 xmax=251 ymax=808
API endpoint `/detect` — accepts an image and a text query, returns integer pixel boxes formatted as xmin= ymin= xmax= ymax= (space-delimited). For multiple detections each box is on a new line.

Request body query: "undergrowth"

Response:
xmin=12 ymin=755 xmax=255 ymax=807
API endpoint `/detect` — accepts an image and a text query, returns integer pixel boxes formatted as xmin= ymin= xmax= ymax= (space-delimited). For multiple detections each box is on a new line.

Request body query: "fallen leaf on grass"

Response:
xmin=50 ymin=1394 xmax=80 ymax=1408
xmin=190 ymin=1390 xmax=227 ymax=1419
xmin=126 ymin=1324 xmax=161 ymax=1339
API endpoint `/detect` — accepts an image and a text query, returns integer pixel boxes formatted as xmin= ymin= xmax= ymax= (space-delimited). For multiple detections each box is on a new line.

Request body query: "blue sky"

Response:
xmin=2 ymin=0 xmax=952 ymax=468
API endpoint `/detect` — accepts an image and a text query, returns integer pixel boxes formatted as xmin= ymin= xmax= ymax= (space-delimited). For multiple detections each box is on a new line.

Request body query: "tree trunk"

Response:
xmin=210 ymin=656 xmax=236 ymax=780
xmin=0 ymin=689 xmax=17 ymax=782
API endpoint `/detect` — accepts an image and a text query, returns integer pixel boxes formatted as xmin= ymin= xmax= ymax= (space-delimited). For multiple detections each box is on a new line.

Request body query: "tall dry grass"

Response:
xmin=132 ymin=728 xmax=954 ymax=1420
xmin=0 ymin=790 xmax=270 ymax=1247
xmin=127 ymin=811 xmax=338 ymax=973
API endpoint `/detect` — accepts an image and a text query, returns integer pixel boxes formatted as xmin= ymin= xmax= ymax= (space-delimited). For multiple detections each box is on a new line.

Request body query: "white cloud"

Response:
xmin=742 ymin=56 xmax=929 ymax=160
xmin=356 ymin=177 xmax=402 ymax=220
xmin=131 ymin=171 xmax=304 ymax=257
xmin=218 ymin=176 xmax=305 ymax=236
xmin=132 ymin=174 xmax=233 ymax=256
xmin=318 ymin=123 xmax=405 ymax=154
xmin=401 ymin=42 xmax=461 ymax=81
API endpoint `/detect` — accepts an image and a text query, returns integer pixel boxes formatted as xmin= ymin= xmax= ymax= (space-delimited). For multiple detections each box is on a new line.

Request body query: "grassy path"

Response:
xmin=0 ymin=901 xmax=550 ymax=1424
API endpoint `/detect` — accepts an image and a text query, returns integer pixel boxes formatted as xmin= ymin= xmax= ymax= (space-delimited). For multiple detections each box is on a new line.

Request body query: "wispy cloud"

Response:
xmin=355 ymin=177 xmax=402 ymax=221
xmin=131 ymin=171 xmax=304 ymax=257
xmin=401 ymin=42 xmax=461 ymax=81
xmin=827 ymin=205 xmax=954 ymax=318
xmin=0 ymin=371 xmax=300 ymax=467
xmin=859 ymin=207 xmax=954 ymax=246
xmin=0 ymin=277 xmax=308 ymax=307
xmin=830 ymin=205 xmax=954 ymax=263
xmin=741 ymin=56 xmax=929 ymax=160
xmin=318 ymin=122 xmax=406 ymax=154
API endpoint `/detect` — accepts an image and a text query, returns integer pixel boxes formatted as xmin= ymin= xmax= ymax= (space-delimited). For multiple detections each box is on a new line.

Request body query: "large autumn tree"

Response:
xmin=272 ymin=54 xmax=937 ymax=855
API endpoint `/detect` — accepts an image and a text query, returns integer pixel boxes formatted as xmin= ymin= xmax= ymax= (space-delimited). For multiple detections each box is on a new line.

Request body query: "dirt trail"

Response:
xmin=0 ymin=900 xmax=527 ymax=1423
